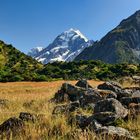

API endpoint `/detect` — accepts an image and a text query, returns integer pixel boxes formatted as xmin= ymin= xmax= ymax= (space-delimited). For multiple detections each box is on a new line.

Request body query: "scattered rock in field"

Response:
xmin=86 ymin=116 xmax=102 ymax=130
xmin=52 ymin=105 xmax=67 ymax=115
xmin=54 ymin=82 xmax=95 ymax=103
xmin=53 ymin=101 xmax=80 ymax=115
xmin=132 ymin=90 xmax=140 ymax=97
xmin=98 ymin=82 xmax=132 ymax=99
xmin=91 ymin=112 xmax=118 ymax=125
xmin=61 ymin=83 xmax=86 ymax=101
xmin=0 ymin=117 xmax=25 ymax=138
xmin=75 ymin=79 xmax=93 ymax=89
xmin=106 ymin=91 xmax=117 ymax=99
xmin=74 ymin=115 xmax=88 ymax=129
xmin=79 ymin=93 xmax=102 ymax=107
xmin=120 ymin=97 xmax=140 ymax=107
xmin=98 ymin=81 xmax=122 ymax=91
xmin=128 ymin=103 xmax=140 ymax=119
xmin=94 ymin=98 xmax=128 ymax=119
xmin=50 ymin=80 xmax=139 ymax=139
xmin=19 ymin=112 xmax=38 ymax=123
xmin=95 ymin=126 xmax=134 ymax=140
xmin=53 ymin=90 xmax=69 ymax=103
xmin=68 ymin=101 xmax=80 ymax=112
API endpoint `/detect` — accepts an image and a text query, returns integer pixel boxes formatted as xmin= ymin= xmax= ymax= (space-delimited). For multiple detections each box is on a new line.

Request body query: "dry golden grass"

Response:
xmin=0 ymin=80 xmax=139 ymax=140
xmin=0 ymin=80 xmax=103 ymax=140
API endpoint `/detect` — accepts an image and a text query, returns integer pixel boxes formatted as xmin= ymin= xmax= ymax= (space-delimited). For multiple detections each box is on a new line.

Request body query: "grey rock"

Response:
xmin=0 ymin=117 xmax=25 ymax=139
xmin=91 ymin=112 xmax=118 ymax=125
xmin=75 ymin=79 xmax=93 ymax=89
xmin=86 ymin=116 xmax=102 ymax=130
xmin=19 ymin=112 xmax=38 ymax=123
xmin=132 ymin=90 xmax=140 ymax=97
xmin=80 ymin=93 xmax=102 ymax=108
xmin=98 ymin=82 xmax=132 ymax=99
xmin=75 ymin=115 xmax=88 ymax=129
xmin=94 ymin=98 xmax=128 ymax=119
xmin=106 ymin=91 xmax=117 ymax=99
xmin=129 ymin=103 xmax=140 ymax=119
xmin=52 ymin=105 xmax=67 ymax=115
xmin=52 ymin=101 xmax=80 ymax=115
xmin=95 ymin=126 xmax=134 ymax=140
xmin=98 ymin=81 xmax=122 ymax=90
xmin=120 ymin=97 xmax=140 ymax=107
xmin=68 ymin=101 xmax=80 ymax=112
xmin=61 ymin=83 xmax=86 ymax=101
xmin=53 ymin=90 xmax=69 ymax=103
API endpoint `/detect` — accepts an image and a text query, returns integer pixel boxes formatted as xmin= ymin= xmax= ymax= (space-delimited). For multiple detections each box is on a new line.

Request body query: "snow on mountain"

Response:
xmin=28 ymin=28 xmax=94 ymax=64
xmin=28 ymin=47 xmax=44 ymax=57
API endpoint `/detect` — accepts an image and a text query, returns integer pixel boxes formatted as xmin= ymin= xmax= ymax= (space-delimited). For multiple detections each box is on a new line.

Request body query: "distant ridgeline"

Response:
xmin=0 ymin=40 xmax=140 ymax=82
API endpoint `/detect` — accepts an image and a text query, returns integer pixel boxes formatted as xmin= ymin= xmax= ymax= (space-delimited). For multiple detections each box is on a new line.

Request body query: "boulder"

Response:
xmin=0 ymin=117 xmax=25 ymax=139
xmin=52 ymin=105 xmax=67 ymax=115
xmin=91 ymin=112 xmax=118 ymax=125
xmin=19 ymin=112 xmax=38 ymax=123
xmin=74 ymin=115 xmax=88 ymax=129
xmin=94 ymin=98 xmax=128 ymax=119
xmin=106 ymin=91 xmax=117 ymax=99
xmin=68 ymin=101 xmax=80 ymax=112
xmin=72 ymin=114 xmax=102 ymax=130
xmin=132 ymin=90 xmax=140 ymax=97
xmin=52 ymin=101 xmax=80 ymax=115
xmin=95 ymin=126 xmax=134 ymax=140
xmin=53 ymin=90 xmax=69 ymax=103
xmin=128 ymin=103 xmax=140 ymax=119
xmin=98 ymin=82 xmax=132 ymax=99
xmin=79 ymin=93 xmax=102 ymax=108
xmin=75 ymin=79 xmax=93 ymax=89
xmin=61 ymin=83 xmax=86 ymax=101
xmin=86 ymin=116 xmax=102 ymax=130
xmin=120 ymin=97 xmax=140 ymax=107
xmin=98 ymin=81 xmax=122 ymax=91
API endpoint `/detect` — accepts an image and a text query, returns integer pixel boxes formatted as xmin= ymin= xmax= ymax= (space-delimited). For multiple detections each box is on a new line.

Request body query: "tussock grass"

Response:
xmin=0 ymin=80 xmax=139 ymax=139
xmin=0 ymin=80 xmax=102 ymax=139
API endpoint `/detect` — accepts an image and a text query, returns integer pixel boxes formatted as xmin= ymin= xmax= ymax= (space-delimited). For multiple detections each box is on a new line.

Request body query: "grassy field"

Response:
xmin=0 ymin=80 xmax=105 ymax=140
xmin=0 ymin=80 xmax=139 ymax=140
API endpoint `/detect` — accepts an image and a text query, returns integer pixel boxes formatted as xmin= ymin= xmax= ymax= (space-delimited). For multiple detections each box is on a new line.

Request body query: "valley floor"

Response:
xmin=0 ymin=80 xmax=104 ymax=139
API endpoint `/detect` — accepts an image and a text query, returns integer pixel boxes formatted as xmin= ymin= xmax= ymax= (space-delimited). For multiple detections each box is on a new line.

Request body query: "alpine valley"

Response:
xmin=1 ymin=10 xmax=140 ymax=82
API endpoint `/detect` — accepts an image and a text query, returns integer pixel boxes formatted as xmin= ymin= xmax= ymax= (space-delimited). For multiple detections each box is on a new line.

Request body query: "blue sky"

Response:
xmin=0 ymin=0 xmax=140 ymax=53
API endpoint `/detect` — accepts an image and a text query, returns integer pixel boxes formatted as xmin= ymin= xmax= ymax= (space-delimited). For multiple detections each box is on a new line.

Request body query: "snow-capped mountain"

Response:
xmin=28 ymin=47 xmax=44 ymax=57
xmin=28 ymin=28 xmax=94 ymax=64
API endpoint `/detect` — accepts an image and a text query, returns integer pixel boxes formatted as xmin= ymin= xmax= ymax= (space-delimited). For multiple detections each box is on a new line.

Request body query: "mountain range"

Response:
xmin=28 ymin=28 xmax=94 ymax=64
xmin=75 ymin=10 xmax=140 ymax=64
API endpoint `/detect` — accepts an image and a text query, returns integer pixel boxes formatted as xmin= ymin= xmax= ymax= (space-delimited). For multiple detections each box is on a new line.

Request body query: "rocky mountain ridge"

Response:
xmin=28 ymin=28 xmax=94 ymax=64
xmin=75 ymin=10 xmax=140 ymax=64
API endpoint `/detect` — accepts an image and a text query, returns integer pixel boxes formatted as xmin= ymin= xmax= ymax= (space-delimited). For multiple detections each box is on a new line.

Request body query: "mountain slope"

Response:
xmin=75 ymin=10 xmax=140 ymax=64
xmin=29 ymin=28 xmax=94 ymax=64
xmin=0 ymin=41 xmax=43 ymax=81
